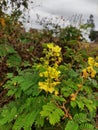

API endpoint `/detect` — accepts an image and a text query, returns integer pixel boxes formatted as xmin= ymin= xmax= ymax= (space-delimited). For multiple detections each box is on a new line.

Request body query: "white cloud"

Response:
xmin=41 ymin=0 xmax=97 ymax=16
xmin=23 ymin=0 xmax=98 ymax=30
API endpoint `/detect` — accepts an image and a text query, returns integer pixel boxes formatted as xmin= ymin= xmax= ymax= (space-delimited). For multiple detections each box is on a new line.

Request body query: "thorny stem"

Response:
xmin=54 ymin=100 xmax=72 ymax=120
xmin=61 ymin=102 xmax=72 ymax=120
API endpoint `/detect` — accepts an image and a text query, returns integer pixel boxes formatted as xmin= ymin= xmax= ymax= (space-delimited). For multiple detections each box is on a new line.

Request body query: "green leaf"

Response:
xmin=91 ymin=79 xmax=98 ymax=88
xmin=40 ymin=102 xmax=64 ymax=125
xmin=7 ymin=54 xmax=21 ymax=67
xmin=53 ymin=95 xmax=66 ymax=102
xmin=5 ymin=45 xmax=16 ymax=54
xmin=71 ymin=101 xmax=77 ymax=108
xmin=7 ymin=88 xmax=17 ymax=96
xmin=65 ymin=120 xmax=78 ymax=130
xmin=13 ymin=111 xmax=37 ymax=130
xmin=0 ymin=44 xmax=16 ymax=57
xmin=77 ymin=97 xmax=96 ymax=112
xmin=13 ymin=96 xmax=45 ymax=130
xmin=0 ymin=123 xmax=13 ymax=130
xmin=0 ymin=107 xmax=17 ymax=126
xmin=68 ymin=69 xmax=78 ymax=78
xmin=76 ymin=100 xmax=84 ymax=110
xmin=73 ymin=113 xmax=89 ymax=124
xmin=35 ymin=114 xmax=44 ymax=127
xmin=7 ymin=73 xmax=14 ymax=78
xmin=79 ymin=123 xmax=94 ymax=130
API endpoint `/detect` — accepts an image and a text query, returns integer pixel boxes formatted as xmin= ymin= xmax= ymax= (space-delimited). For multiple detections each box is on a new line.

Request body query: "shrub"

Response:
xmin=0 ymin=42 xmax=98 ymax=130
xmin=0 ymin=15 xmax=98 ymax=129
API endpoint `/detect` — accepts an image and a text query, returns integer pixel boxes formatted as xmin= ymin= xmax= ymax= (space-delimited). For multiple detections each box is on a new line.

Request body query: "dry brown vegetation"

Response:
xmin=79 ymin=42 xmax=98 ymax=56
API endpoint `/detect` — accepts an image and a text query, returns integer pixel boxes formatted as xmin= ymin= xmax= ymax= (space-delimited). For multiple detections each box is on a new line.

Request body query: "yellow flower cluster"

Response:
xmin=38 ymin=43 xmax=62 ymax=94
xmin=70 ymin=93 xmax=77 ymax=101
xmin=45 ymin=43 xmax=62 ymax=65
xmin=38 ymin=80 xmax=60 ymax=94
xmin=82 ymin=67 xmax=96 ymax=78
xmin=82 ymin=56 xmax=98 ymax=78
xmin=0 ymin=18 xmax=5 ymax=27
xmin=47 ymin=43 xmax=61 ymax=57
xmin=39 ymin=66 xmax=61 ymax=79
xmin=88 ymin=57 xmax=95 ymax=66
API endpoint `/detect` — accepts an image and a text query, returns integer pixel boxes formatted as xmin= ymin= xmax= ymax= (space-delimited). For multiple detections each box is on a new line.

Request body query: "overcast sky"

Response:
xmin=22 ymin=0 xmax=98 ymax=30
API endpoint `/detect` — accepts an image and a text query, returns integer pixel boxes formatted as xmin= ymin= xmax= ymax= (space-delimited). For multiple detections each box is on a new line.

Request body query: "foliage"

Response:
xmin=0 ymin=14 xmax=98 ymax=130
xmin=59 ymin=26 xmax=83 ymax=42
xmin=89 ymin=30 xmax=98 ymax=41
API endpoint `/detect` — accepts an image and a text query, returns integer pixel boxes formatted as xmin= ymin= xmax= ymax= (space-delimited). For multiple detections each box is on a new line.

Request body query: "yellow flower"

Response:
xmin=87 ymin=66 xmax=93 ymax=73
xmin=39 ymin=67 xmax=60 ymax=79
xmin=52 ymin=81 xmax=60 ymax=86
xmin=94 ymin=62 xmax=98 ymax=67
xmin=47 ymin=43 xmax=54 ymax=49
xmin=47 ymin=66 xmax=60 ymax=79
xmin=38 ymin=82 xmax=48 ymax=92
xmin=53 ymin=45 xmax=61 ymax=53
xmin=82 ymin=69 xmax=89 ymax=78
xmin=14 ymin=82 xmax=17 ymax=86
xmin=43 ymin=71 xmax=49 ymax=77
xmin=55 ymin=57 xmax=62 ymax=65
xmin=47 ymin=43 xmax=61 ymax=57
xmin=91 ymin=70 xmax=96 ymax=78
xmin=38 ymin=81 xmax=55 ymax=93
xmin=39 ymin=72 xmax=44 ymax=77
xmin=86 ymin=66 xmax=96 ymax=78
xmin=44 ymin=61 xmax=49 ymax=65
xmin=88 ymin=57 xmax=95 ymax=66
xmin=54 ymin=90 xmax=59 ymax=95
xmin=47 ymin=87 xmax=55 ymax=93
xmin=58 ymin=57 xmax=62 ymax=63
xmin=38 ymin=78 xmax=60 ymax=93
xmin=70 ymin=93 xmax=77 ymax=101
xmin=77 ymin=84 xmax=82 ymax=88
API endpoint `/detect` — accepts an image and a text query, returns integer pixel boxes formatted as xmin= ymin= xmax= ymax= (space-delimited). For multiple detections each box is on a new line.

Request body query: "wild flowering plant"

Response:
xmin=0 ymin=41 xmax=98 ymax=130
xmin=0 ymin=13 xmax=98 ymax=129
xmin=82 ymin=56 xmax=98 ymax=78
xmin=38 ymin=43 xmax=62 ymax=94
xmin=37 ymin=43 xmax=98 ymax=130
